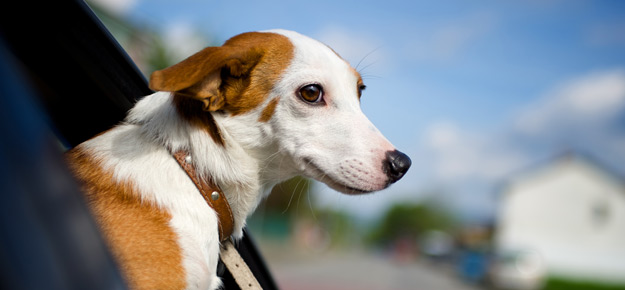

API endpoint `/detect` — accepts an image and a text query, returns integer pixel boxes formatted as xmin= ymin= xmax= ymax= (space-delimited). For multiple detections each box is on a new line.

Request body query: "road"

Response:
xmin=259 ymin=247 xmax=485 ymax=290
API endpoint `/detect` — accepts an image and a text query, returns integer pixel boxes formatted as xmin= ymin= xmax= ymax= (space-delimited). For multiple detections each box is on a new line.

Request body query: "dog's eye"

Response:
xmin=358 ymin=84 xmax=367 ymax=97
xmin=299 ymin=84 xmax=323 ymax=103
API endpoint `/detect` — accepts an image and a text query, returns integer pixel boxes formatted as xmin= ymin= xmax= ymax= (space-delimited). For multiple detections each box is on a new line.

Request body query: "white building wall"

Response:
xmin=496 ymin=157 xmax=625 ymax=284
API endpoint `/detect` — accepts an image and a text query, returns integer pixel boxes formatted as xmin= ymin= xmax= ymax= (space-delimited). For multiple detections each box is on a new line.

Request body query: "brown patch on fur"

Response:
xmin=150 ymin=32 xmax=294 ymax=117
xmin=258 ymin=98 xmax=279 ymax=122
xmin=173 ymin=94 xmax=225 ymax=146
xmin=353 ymin=68 xmax=365 ymax=100
xmin=66 ymin=147 xmax=186 ymax=290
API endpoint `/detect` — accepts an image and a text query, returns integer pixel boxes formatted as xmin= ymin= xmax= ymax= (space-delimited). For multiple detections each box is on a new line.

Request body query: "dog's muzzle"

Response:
xmin=384 ymin=150 xmax=411 ymax=184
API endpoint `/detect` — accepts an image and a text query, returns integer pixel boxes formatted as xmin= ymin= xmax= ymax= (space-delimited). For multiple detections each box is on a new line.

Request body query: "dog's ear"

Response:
xmin=149 ymin=45 xmax=263 ymax=111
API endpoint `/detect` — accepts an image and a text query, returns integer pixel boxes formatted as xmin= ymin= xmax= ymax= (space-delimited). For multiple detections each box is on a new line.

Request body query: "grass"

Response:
xmin=543 ymin=277 xmax=625 ymax=290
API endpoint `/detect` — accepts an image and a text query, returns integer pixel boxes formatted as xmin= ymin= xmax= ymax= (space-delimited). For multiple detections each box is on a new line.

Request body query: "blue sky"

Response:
xmin=94 ymin=0 xmax=625 ymax=222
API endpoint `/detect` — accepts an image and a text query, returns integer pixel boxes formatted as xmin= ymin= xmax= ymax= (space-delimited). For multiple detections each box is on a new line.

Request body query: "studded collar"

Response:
xmin=173 ymin=150 xmax=234 ymax=242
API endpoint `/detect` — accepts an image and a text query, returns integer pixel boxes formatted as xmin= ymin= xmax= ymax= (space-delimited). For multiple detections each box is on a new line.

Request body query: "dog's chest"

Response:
xmin=81 ymin=125 xmax=224 ymax=288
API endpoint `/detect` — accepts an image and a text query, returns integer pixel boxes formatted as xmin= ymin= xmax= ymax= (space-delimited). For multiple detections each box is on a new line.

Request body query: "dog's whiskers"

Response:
xmin=281 ymin=181 xmax=298 ymax=214
xmin=306 ymin=181 xmax=317 ymax=221
xmin=294 ymin=178 xmax=306 ymax=215
xmin=300 ymin=157 xmax=320 ymax=220
xmin=354 ymin=46 xmax=381 ymax=71
xmin=360 ymin=73 xmax=383 ymax=80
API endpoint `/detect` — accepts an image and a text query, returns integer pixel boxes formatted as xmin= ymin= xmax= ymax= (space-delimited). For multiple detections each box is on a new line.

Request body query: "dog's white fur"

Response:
xmin=71 ymin=30 xmax=404 ymax=289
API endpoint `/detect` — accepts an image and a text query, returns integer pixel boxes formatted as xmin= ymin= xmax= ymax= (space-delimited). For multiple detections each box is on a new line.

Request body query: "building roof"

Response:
xmin=496 ymin=151 xmax=625 ymax=199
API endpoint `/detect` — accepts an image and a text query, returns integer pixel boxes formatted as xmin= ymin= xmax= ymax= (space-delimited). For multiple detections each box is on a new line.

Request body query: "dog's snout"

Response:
xmin=384 ymin=150 xmax=411 ymax=183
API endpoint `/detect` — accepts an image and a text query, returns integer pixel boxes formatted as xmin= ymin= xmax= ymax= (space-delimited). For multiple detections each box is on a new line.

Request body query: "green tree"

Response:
xmin=367 ymin=202 xmax=456 ymax=247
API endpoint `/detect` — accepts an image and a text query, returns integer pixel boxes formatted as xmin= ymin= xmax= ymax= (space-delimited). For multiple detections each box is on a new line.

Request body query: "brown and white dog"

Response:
xmin=67 ymin=29 xmax=411 ymax=289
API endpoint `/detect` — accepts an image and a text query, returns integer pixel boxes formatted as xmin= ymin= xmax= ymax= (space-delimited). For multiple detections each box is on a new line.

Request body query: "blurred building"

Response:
xmin=493 ymin=153 xmax=625 ymax=289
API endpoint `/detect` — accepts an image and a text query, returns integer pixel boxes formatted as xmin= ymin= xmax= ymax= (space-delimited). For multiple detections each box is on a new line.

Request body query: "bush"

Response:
xmin=367 ymin=202 xmax=456 ymax=247
xmin=544 ymin=277 xmax=625 ymax=290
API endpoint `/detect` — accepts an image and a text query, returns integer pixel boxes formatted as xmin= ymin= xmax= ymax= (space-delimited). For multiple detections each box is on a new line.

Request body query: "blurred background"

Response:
xmin=87 ymin=1 xmax=625 ymax=289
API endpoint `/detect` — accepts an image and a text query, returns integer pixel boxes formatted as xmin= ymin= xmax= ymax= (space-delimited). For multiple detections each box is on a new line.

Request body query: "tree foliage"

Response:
xmin=367 ymin=202 xmax=456 ymax=247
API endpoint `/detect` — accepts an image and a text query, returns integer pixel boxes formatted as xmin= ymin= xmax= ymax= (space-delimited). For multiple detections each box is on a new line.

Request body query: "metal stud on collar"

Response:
xmin=184 ymin=155 xmax=192 ymax=164
xmin=211 ymin=191 xmax=220 ymax=201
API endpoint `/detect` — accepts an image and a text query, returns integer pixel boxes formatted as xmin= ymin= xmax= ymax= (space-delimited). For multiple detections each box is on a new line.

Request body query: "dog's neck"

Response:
xmin=126 ymin=92 xmax=292 ymax=237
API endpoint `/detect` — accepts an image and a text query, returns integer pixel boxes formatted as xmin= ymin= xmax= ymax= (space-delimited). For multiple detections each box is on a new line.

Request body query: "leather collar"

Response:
xmin=173 ymin=150 xmax=234 ymax=242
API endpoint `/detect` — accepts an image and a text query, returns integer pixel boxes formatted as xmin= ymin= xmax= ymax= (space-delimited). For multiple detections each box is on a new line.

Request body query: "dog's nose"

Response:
xmin=384 ymin=150 xmax=411 ymax=183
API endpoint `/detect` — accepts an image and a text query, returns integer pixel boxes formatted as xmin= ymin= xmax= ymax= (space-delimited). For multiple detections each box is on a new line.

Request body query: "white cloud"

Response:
xmin=413 ymin=68 xmax=625 ymax=221
xmin=516 ymin=69 xmax=625 ymax=135
xmin=423 ymin=68 xmax=625 ymax=185
xmin=423 ymin=122 xmax=527 ymax=183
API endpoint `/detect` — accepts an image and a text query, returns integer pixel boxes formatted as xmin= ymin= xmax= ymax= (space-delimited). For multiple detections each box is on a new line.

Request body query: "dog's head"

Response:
xmin=150 ymin=29 xmax=410 ymax=194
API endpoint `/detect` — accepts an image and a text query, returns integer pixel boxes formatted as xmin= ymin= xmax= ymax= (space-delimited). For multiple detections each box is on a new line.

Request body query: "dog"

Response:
xmin=67 ymin=29 xmax=411 ymax=289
